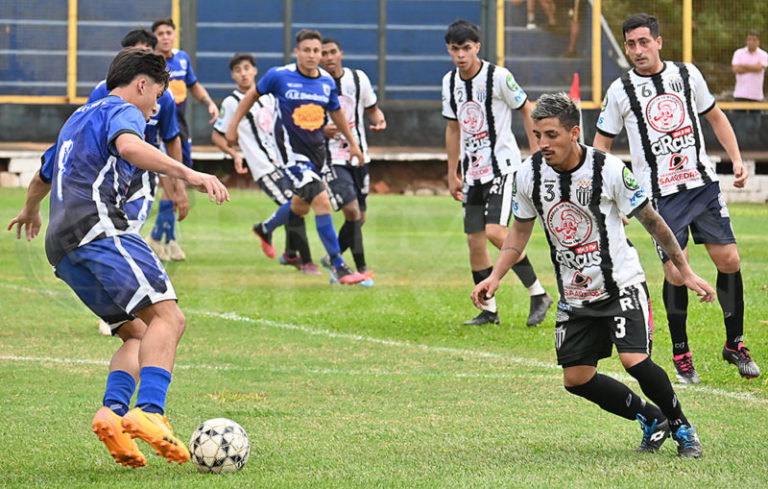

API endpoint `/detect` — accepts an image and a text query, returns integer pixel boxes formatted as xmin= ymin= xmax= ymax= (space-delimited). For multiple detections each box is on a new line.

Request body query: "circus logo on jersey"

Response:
xmin=547 ymin=202 xmax=593 ymax=248
xmin=291 ymin=103 xmax=325 ymax=131
xmin=458 ymin=101 xmax=485 ymax=135
xmin=646 ymin=93 xmax=685 ymax=133
xmin=576 ymin=180 xmax=592 ymax=206
xmin=338 ymin=94 xmax=356 ymax=127
xmin=169 ymin=79 xmax=188 ymax=103
xmin=571 ymin=271 xmax=592 ymax=288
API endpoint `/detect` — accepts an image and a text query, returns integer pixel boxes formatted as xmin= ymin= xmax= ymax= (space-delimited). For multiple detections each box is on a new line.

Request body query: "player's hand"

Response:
xmin=174 ymin=190 xmax=190 ymax=222
xmin=7 ymin=209 xmax=42 ymax=241
xmin=732 ymin=160 xmax=748 ymax=188
xmin=621 ymin=215 xmax=630 ymax=227
xmin=233 ymin=153 xmax=248 ymax=174
xmin=369 ymin=119 xmax=387 ymax=131
xmin=349 ymin=144 xmax=365 ymax=167
xmin=225 ymin=126 xmax=238 ymax=147
xmin=324 ymin=124 xmax=340 ymax=139
xmin=449 ymin=174 xmax=463 ymax=202
xmin=207 ymin=103 xmax=220 ymax=124
xmin=186 ymin=171 xmax=230 ymax=205
xmin=471 ymin=278 xmax=499 ymax=309
xmin=683 ymin=273 xmax=716 ymax=303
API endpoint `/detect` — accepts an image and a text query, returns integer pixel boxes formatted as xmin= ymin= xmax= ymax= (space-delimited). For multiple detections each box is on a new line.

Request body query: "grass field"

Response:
xmin=1 ymin=188 xmax=767 ymax=488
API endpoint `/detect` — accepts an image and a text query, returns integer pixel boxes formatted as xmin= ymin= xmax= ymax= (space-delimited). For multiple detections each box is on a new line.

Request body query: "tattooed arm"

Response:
xmin=634 ymin=204 xmax=716 ymax=303
xmin=471 ymin=219 xmax=535 ymax=308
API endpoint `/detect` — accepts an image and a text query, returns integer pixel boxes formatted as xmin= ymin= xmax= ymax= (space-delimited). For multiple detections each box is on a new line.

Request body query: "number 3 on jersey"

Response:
xmin=613 ymin=316 xmax=627 ymax=339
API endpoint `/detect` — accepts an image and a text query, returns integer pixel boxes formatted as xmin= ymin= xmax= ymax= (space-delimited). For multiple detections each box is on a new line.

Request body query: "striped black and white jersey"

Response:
xmin=442 ymin=60 xmax=528 ymax=185
xmin=325 ymin=67 xmax=377 ymax=166
xmin=597 ymin=61 xmax=718 ymax=199
xmin=214 ymin=90 xmax=277 ymax=181
xmin=513 ymin=146 xmax=649 ymax=307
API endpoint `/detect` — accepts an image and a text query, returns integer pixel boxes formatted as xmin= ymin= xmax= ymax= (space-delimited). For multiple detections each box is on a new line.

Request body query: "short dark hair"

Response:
xmin=229 ymin=52 xmax=256 ymax=71
xmin=622 ymin=14 xmax=660 ymax=39
xmin=151 ymin=17 xmax=175 ymax=33
xmin=106 ymin=47 xmax=169 ymax=91
xmin=321 ymin=37 xmax=341 ymax=49
xmin=445 ymin=19 xmax=480 ymax=44
xmin=531 ymin=92 xmax=580 ymax=130
xmin=121 ymin=29 xmax=157 ymax=49
xmin=296 ymin=29 xmax=322 ymax=46
xmin=747 ymin=30 xmax=761 ymax=40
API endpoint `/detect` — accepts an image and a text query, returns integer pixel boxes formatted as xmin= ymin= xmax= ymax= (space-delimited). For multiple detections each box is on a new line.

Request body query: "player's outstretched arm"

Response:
xmin=365 ymin=105 xmax=387 ymax=131
xmin=329 ymin=108 xmax=364 ymax=165
xmin=162 ymin=136 xmax=190 ymax=221
xmin=116 ymin=133 xmax=230 ymax=205
xmin=634 ymin=204 xmax=715 ymax=302
xmin=471 ymin=219 xmax=535 ymax=308
xmin=703 ymin=105 xmax=747 ymax=188
xmin=445 ymin=120 xmax=462 ymax=202
xmin=225 ymin=85 xmax=260 ymax=146
xmin=592 ymin=132 xmax=614 ymax=152
xmin=211 ymin=130 xmax=246 ymax=174
xmin=7 ymin=171 xmax=51 ymax=241
xmin=518 ymin=100 xmax=538 ymax=154
xmin=190 ymin=82 xmax=219 ymax=124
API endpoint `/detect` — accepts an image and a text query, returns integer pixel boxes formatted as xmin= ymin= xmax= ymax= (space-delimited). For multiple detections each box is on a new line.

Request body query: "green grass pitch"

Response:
xmin=1 ymin=188 xmax=767 ymax=488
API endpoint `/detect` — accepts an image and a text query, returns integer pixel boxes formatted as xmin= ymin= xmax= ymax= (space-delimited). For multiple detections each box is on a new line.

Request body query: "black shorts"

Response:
xmin=654 ymin=182 xmax=736 ymax=262
xmin=323 ymin=164 xmax=370 ymax=212
xmin=555 ymin=282 xmax=654 ymax=367
xmin=257 ymin=170 xmax=293 ymax=205
xmin=293 ymin=179 xmax=328 ymax=204
xmin=463 ymin=174 xmax=514 ymax=234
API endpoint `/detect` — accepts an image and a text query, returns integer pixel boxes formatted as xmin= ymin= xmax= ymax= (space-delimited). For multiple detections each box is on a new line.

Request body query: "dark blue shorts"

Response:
xmin=654 ymin=182 xmax=736 ymax=262
xmin=181 ymin=138 xmax=193 ymax=168
xmin=54 ymin=234 xmax=177 ymax=325
xmin=257 ymin=169 xmax=294 ymax=206
xmin=323 ymin=164 xmax=370 ymax=212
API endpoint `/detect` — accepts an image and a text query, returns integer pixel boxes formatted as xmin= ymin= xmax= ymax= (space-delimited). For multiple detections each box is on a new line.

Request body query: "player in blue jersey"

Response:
xmin=8 ymin=48 xmax=229 ymax=468
xmin=149 ymin=18 xmax=220 ymax=261
xmin=226 ymin=29 xmax=368 ymax=285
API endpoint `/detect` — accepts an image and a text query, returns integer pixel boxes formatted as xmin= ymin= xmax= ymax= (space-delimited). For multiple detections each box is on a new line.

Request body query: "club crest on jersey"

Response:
xmin=322 ymin=84 xmax=331 ymax=96
xmin=576 ymin=180 xmax=592 ymax=206
xmin=458 ymin=101 xmax=485 ymax=135
xmin=547 ymin=202 xmax=592 ymax=247
xmin=622 ymin=166 xmax=640 ymax=190
xmin=646 ymin=93 xmax=685 ymax=132
xmin=668 ymin=76 xmax=684 ymax=93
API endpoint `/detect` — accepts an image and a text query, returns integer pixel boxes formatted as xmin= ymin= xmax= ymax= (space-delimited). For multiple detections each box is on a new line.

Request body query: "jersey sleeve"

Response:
xmin=357 ymin=70 xmax=377 ymax=108
xmin=497 ymin=67 xmax=527 ymax=111
xmin=157 ymin=91 xmax=180 ymax=142
xmin=512 ymin=164 xmax=537 ymax=222
xmin=106 ymin=105 xmax=147 ymax=157
xmin=441 ymin=72 xmax=457 ymax=119
xmin=213 ymin=96 xmax=238 ymax=134
xmin=687 ymin=63 xmax=716 ymax=114
xmin=257 ymin=68 xmax=277 ymax=96
xmin=605 ymin=155 xmax=648 ymax=218
xmin=326 ymin=78 xmax=341 ymax=112
xmin=183 ymin=52 xmax=198 ymax=87
xmin=596 ymin=83 xmax=624 ymax=137
xmin=87 ymin=81 xmax=109 ymax=104
xmin=39 ymin=144 xmax=57 ymax=183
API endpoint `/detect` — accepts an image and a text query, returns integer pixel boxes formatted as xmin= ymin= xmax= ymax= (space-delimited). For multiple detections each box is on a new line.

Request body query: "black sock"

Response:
xmin=564 ymin=373 xmax=664 ymax=422
xmin=472 ymin=267 xmax=493 ymax=285
xmin=287 ymin=216 xmax=311 ymax=264
xmin=717 ymin=270 xmax=744 ymax=350
xmin=348 ymin=220 xmax=366 ymax=270
xmin=511 ymin=255 xmax=538 ymax=289
xmin=663 ymin=280 xmax=689 ymax=356
xmin=338 ymin=220 xmax=352 ymax=255
xmin=626 ymin=357 xmax=688 ymax=430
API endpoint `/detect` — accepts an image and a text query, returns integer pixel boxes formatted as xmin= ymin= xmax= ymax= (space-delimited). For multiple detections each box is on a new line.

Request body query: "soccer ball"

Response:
xmin=189 ymin=418 xmax=250 ymax=474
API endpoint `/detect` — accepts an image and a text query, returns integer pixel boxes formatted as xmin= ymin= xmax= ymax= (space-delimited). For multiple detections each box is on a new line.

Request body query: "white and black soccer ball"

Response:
xmin=189 ymin=418 xmax=250 ymax=474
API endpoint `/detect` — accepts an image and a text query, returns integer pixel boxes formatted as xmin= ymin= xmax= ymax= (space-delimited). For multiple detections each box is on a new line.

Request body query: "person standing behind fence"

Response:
xmin=442 ymin=19 xmax=553 ymax=327
xmin=593 ymin=13 xmax=760 ymax=384
xmin=148 ymin=17 xmax=220 ymax=262
xmin=732 ymin=30 xmax=768 ymax=103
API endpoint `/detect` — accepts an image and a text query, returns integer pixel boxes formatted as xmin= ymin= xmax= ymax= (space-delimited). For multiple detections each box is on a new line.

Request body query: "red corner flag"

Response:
xmin=569 ymin=73 xmax=584 ymax=143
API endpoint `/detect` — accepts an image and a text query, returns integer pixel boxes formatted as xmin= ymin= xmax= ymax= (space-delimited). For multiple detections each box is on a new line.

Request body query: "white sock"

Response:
xmin=527 ymin=280 xmax=546 ymax=297
xmin=481 ymin=294 xmax=497 ymax=313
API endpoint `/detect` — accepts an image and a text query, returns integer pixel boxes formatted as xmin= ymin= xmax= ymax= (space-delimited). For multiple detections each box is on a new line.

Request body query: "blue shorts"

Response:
xmin=54 ymin=234 xmax=177 ymax=325
xmin=323 ymin=164 xmax=370 ymax=212
xmin=654 ymin=182 xmax=736 ymax=262
xmin=181 ymin=138 xmax=193 ymax=168
xmin=257 ymin=169 xmax=294 ymax=205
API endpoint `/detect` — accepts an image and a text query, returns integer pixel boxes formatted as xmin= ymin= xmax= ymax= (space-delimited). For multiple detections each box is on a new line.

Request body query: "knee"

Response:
xmin=466 ymin=232 xmax=486 ymax=251
xmin=173 ymin=309 xmax=187 ymax=339
xmin=342 ymin=203 xmax=360 ymax=221
xmin=715 ymin=252 xmax=741 ymax=274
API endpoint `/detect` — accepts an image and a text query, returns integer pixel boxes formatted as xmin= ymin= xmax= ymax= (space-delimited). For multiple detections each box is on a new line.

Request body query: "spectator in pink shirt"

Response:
xmin=732 ymin=30 xmax=768 ymax=102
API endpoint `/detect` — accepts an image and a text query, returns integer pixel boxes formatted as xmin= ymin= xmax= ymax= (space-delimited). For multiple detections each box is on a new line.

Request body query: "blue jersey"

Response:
xmin=88 ymin=80 xmax=179 ymax=148
xmin=257 ymin=64 xmax=340 ymax=167
xmin=40 ymin=95 xmax=146 ymax=266
xmin=165 ymin=48 xmax=197 ymax=140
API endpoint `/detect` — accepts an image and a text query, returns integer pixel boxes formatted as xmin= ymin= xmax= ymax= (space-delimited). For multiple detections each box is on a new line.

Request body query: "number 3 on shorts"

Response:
xmin=614 ymin=316 xmax=627 ymax=339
